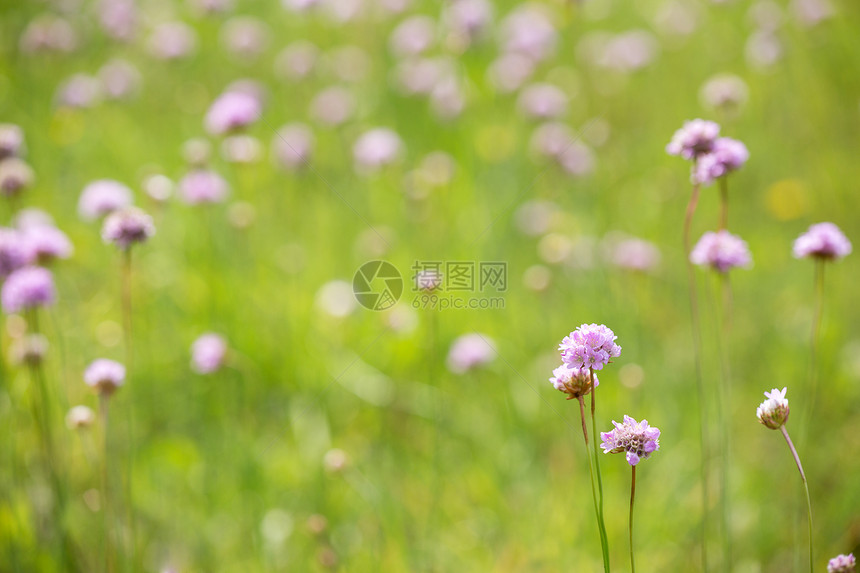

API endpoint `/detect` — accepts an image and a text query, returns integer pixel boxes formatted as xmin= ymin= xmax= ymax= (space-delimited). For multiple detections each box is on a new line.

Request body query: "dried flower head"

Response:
xmin=690 ymin=230 xmax=752 ymax=273
xmin=10 ymin=333 xmax=49 ymax=365
xmin=559 ymin=323 xmax=621 ymax=371
xmin=0 ymin=124 xmax=25 ymax=159
xmin=793 ymin=222 xmax=852 ymax=261
xmin=102 ymin=207 xmax=155 ymax=250
xmin=600 ymin=415 xmax=661 ymax=466
xmin=756 ymin=387 xmax=789 ymax=430
xmin=666 ymin=119 xmax=720 ymax=160
xmin=1 ymin=266 xmax=56 ymax=314
xmin=0 ymin=158 xmax=35 ymax=196
xmin=550 ymin=364 xmax=598 ymax=399
xmin=828 ymin=554 xmax=856 ymax=573
xmin=84 ymin=358 xmax=126 ymax=396
xmin=66 ymin=405 xmax=95 ymax=430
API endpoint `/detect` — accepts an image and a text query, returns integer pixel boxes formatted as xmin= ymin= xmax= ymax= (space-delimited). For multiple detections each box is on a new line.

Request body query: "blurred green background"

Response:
xmin=1 ymin=0 xmax=859 ymax=570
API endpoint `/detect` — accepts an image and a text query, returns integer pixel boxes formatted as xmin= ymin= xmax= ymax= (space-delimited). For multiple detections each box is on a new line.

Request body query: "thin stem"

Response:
xmin=589 ymin=369 xmax=610 ymax=572
xmin=121 ymin=250 xmax=133 ymax=369
xmin=718 ymin=177 xmax=729 ymax=230
xmin=683 ymin=185 xmax=709 ymax=572
xmin=714 ymin=273 xmax=733 ymax=572
xmin=629 ymin=465 xmax=637 ymax=573
xmin=780 ymin=425 xmax=813 ymax=573
xmin=100 ymin=395 xmax=114 ymax=573
xmin=578 ymin=396 xmax=609 ymax=573
xmin=120 ymin=250 xmax=136 ymax=568
xmin=806 ymin=261 xmax=825 ymax=426
xmin=27 ymin=310 xmax=78 ymax=571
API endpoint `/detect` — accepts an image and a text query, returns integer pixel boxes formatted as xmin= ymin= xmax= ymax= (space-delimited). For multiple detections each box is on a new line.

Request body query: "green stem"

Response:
xmin=100 ymin=395 xmax=114 ymax=573
xmin=683 ymin=185 xmax=709 ymax=572
xmin=629 ymin=465 xmax=637 ymax=573
xmin=27 ymin=310 xmax=78 ymax=571
xmin=714 ymin=273 xmax=733 ymax=572
xmin=718 ymin=177 xmax=729 ymax=231
xmin=578 ymin=396 xmax=609 ymax=572
xmin=589 ymin=369 xmax=610 ymax=572
xmin=806 ymin=261 xmax=825 ymax=426
xmin=780 ymin=426 xmax=813 ymax=573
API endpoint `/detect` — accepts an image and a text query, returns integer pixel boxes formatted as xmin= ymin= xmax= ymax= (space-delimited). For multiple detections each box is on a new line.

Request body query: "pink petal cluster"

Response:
xmin=690 ymin=230 xmax=752 ymax=273
xmin=559 ymin=323 xmax=621 ymax=371
xmin=1 ymin=267 xmax=56 ymax=314
xmin=101 ymin=207 xmax=155 ymax=250
xmin=827 ymin=554 xmax=856 ymax=573
xmin=600 ymin=415 xmax=661 ymax=466
xmin=793 ymin=222 xmax=852 ymax=261
xmin=693 ymin=137 xmax=749 ymax=185
xmin=447 ymin=333 xmax=496 ymax=374
xmin=78 ymin=180 xmax=134 ymax=221
xmin=84 ymin=358 xmax=126 ymax=396
xmin=205 ymin=90 xmax=262 ymax=135
xmin=178 ymin=169 xmax=230 ymax=204
xmin=666 ymin=119 xmax=720 ymax=160
xmin=191 ymin=333 xmax=228 ymax=374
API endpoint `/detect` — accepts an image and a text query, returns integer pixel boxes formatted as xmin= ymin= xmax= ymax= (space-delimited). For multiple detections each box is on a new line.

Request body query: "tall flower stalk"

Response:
xmin=792 ymin=222 xmax=851 ymax=427
xmin=555 ymin=323 xmax=621 ymax=572
xmin=600 ymin=415 xmax=661 ymax=573
xmin=101 ymin=206 xmax=155 ymax=569
xmin=668 ymin=119 xmax=749 ymax=572
xmin=84 ymin=359 xmax=126 ymax=573
xmin=1 ymin=267 xmax=77 ymax=568
xmin=757 ymin=387 xmax=813 ymax=573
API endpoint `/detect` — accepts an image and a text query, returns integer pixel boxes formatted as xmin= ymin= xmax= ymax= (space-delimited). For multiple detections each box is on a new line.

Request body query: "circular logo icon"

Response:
xmin=353 ymin=260 xmax=403 ymax=311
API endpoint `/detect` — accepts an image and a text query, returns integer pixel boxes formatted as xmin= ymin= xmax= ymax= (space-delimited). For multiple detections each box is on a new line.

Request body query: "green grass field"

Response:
xmin=1 ymin=0 xmax=859 ymax=571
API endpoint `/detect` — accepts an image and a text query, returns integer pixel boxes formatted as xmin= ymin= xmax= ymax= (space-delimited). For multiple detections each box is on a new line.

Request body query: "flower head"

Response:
xmin=600 ymin=415 xmax=661 ymax=466
xmin=690 ymin=230 xmax=752 ymax=273
xmin=78 ymin=180 xmax=133 ymax=221
xmin=205 ymin=90 xmax=262 ymax=135
xmin=22 ymin=225 xmax=73 ymax=264
xmin=178 ymin=169 xmax=230 ymax=205
xmin=1 ymin=267 xmax=56 ymax=314
xmin=0 ymin=124 xmax=25 ymax=159
xmin=0 ymin=228 xmax=29 ymax=279
xmin=828 ymin=554 xmax=856 ymax=573
xmin=191 ymin=333 xmax=228 ymax=374
xmin=102 ymin=207 xmax=155 ymax=250
xmin=84 ymin=359 xmax=126 ymax=396
xmin=10 ymin=333 xmax=49 ymax=366
xmin=756 ymin=387 xmax=789 ymax=429
xmin=793 ymin=222 xmax=852 ymax=261
xmin=447 ymin=333 xmax=496 ymax=374
xmin=559 ymin=323 xmax=621 ymax=371
xmin=0 ymin=158 xmax=35 ymax=196
xmin=353 ymin=128 xmax=403 ymax=171
xmin=693 ymin=137 xmax=749 ymax=185
xmin=666 ymin=119 xmax=720 ymax=160
xmin=550 ymin=364 xmax=598 ymax=399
